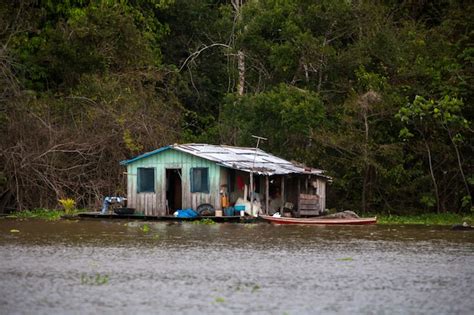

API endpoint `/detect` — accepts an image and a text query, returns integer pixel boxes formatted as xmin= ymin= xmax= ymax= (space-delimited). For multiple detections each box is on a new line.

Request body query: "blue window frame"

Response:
xmin=137 ymin=167 xmax=155 ymax=193
xmin=191 ymin=168 xmax=209 ymax=193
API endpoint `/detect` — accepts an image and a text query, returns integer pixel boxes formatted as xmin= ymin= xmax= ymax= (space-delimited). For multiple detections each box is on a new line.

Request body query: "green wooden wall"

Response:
xmin=125 ymin=149 xmax=221 ymax=215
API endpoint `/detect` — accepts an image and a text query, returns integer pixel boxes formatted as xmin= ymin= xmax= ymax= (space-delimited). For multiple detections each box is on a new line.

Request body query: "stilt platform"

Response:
xmin=63 ymin=212 xmax=259 ymax=223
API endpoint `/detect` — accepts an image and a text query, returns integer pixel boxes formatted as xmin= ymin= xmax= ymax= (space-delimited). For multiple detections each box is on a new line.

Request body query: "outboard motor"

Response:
xmin=101 ymin=196 xmax=127 ymax=214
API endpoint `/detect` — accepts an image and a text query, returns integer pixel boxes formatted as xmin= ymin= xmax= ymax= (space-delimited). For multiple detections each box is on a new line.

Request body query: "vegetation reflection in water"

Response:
xmin=80 ymin=273 xmax=109 ymax=286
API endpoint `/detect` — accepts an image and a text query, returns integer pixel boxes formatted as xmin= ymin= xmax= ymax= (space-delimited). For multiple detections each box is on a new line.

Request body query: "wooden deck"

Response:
xmin=63 ymin=212 xmax=259 ymax=223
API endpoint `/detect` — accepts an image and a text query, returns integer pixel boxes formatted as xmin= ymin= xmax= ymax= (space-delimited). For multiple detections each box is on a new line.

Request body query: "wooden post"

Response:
xmin=250 ymin=172 xmax=253 ymax=214
xmin=265 ymin=176 xmax=269 ymax=214
xmin=249 ymin=135 xmax=267 ymax=215
xmin=297 ymin=177 xmax=301 ymax=217
xmin=281 ymin=176 xmax=285 ymax=214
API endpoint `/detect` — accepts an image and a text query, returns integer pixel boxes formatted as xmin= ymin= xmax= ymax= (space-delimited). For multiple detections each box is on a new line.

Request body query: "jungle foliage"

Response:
xmin=0 ymin=0 xmax=472 ymax=214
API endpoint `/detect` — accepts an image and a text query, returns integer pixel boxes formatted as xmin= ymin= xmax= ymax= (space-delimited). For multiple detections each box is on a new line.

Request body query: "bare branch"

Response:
xmin=179 ymin=43 xmax=231 ymax=72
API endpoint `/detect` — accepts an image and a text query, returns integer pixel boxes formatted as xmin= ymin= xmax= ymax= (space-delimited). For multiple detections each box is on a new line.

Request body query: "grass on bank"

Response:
xmin=4 ymin=208 xmax=80 ymax=221
xmin=376 ymin=213 xmax=474 ymax=226
xmin=3 ymin=197 xmax=81 ymax=221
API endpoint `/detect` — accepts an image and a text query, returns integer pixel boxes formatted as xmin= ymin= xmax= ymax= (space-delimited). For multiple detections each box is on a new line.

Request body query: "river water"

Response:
xmin=0 ymin=219 xmax=473 ymax=314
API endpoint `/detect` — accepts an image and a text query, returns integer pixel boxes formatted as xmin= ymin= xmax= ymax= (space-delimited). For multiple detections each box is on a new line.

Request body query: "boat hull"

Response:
xmin=260 ymin=215 xmax=377 ymax=225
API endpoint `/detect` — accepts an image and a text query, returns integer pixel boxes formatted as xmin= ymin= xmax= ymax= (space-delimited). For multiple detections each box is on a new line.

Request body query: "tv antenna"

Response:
xmin=250 ymin=135 xmax=267 ymax=215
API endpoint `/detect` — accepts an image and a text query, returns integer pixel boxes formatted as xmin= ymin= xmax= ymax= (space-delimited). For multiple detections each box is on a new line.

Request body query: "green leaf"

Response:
xmin=399 ymin=127 xmax=414 ymax=139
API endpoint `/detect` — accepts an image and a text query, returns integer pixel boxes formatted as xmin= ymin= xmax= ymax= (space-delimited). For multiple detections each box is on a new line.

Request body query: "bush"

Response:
xmin=58 ymin=198 xmax=76 ymax=215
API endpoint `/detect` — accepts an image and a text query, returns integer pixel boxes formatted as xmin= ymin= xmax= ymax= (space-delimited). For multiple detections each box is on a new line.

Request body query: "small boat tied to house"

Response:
xmin=259 ymin=213 xmax=377 ymax=225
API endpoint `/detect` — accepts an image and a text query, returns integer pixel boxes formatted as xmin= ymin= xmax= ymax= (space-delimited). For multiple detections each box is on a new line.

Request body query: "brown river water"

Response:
xmin=0 ymin=219 xmax=473 ymax=315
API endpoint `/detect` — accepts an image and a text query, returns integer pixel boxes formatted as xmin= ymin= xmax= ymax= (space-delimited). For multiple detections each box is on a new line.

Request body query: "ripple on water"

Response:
xmin=0 ymin=220 xmax=473 ymax=314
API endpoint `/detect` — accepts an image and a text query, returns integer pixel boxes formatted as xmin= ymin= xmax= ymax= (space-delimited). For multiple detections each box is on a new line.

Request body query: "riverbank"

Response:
xmin=2 ymin=209 xmax=77 ymax=221
xmin=2 ymin=209 xmax=473 ymax=226
xmin=376 ymin=213 xmax=474 ymax=226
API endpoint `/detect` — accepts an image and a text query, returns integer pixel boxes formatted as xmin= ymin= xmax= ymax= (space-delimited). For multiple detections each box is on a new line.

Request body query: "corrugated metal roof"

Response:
xmin=121 ymin=143 xmax=328 ymax=177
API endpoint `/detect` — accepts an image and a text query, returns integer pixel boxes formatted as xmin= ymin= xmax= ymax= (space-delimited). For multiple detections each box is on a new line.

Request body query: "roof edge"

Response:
xmin=120 ymin=145 xmax=172 ymax=165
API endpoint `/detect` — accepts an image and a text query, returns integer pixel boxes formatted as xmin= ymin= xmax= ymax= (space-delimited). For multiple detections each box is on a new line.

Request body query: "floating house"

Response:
xmin=120 ymin=144 xmax=330 ymax=216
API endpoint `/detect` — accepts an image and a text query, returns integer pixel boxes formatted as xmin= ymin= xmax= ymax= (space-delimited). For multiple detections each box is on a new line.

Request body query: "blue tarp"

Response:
xmin=175 ymin=209 xmax=199 ymax=218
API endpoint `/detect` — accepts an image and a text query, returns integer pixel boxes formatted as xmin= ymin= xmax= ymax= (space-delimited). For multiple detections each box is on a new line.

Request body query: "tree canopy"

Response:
xmin=0 ymin=0 xmax=472 ymax=214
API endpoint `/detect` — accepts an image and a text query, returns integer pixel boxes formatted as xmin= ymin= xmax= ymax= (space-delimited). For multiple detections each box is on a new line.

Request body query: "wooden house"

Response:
xmin=120 ymin=144 xmax=330 ymax=216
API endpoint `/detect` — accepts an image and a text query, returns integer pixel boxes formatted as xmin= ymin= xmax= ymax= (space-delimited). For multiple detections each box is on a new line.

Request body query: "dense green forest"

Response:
xmin=0 ymin=0 xmax=472 ymax=214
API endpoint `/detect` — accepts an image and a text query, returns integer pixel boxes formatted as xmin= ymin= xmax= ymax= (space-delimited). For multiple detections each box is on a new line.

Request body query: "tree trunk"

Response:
xmin=446 ymin=126 xmax=471 ymax=208
xmin=232 ymin=0 xmax=245 ymax=96
xmin=361 ymin=98 xmax=369 ymax=213
xmin=362 ymin=168 xmax=367 ymax=214
xmin=237 ymin=50 xmax=245 ymax=96
xmin=424 ymin=139 xmax=441 ymax=213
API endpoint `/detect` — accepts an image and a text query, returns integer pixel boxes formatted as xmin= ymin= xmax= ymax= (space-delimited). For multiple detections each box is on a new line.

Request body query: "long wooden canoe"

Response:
xmin=259 ymin=215 xmax=377 ymax=225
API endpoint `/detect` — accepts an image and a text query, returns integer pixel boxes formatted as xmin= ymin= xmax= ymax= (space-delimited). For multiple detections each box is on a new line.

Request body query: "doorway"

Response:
xmin=166 ymin=168 xmax=182 ymax=214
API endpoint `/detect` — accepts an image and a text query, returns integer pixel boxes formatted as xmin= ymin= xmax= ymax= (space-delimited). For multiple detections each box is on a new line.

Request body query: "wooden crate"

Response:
xmin=298 ymin=194 xmax=321 ymax=216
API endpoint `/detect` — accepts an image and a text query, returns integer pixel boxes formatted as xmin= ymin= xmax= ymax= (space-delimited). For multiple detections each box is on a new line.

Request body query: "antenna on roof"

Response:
xmin=250 ymin=135 xmax=267 ymax=216
xmin=251 ymin=135 xmax=268 ymax=148
xmin=251 ymin=135 xmax=267 ymax=167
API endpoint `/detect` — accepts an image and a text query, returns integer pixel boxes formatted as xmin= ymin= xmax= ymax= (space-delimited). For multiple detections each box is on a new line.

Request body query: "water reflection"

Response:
xmin=0 ymin=219 xmax=473 ymax=314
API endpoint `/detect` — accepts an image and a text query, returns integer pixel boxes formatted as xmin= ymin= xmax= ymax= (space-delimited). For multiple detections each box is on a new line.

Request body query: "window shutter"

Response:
xmin=202 ymin=168 xmax=209 ymax=193
xmin=190 ymin=168 xmax=195 ymax=192
xmin=137 ymin=168 xmax=155 ymax=193
xmin=190 ymin=168 xmax=209 ymax=193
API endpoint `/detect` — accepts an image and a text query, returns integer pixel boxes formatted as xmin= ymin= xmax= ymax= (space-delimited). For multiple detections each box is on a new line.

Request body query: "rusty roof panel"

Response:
xmin=173 ymin=144 xmax=327 ymax=176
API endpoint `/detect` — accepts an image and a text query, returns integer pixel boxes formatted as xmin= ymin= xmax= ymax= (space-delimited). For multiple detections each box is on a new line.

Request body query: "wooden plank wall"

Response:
xmin=125 ymin=149 xmax=221 ymax=216
xmin=295 ymin=176 xmax=327 ymax=216
xmin=298 ymin=193 xmax=320 ymax=216
xmin=316 ymin=177 xmax=326 ymax=211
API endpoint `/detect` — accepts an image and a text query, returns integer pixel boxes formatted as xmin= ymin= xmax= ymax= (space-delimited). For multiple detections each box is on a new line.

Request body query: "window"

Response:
xmin=137 ymin=168 xmax=155 ymax=193
xmin=191 ymin=168 xmax=209 ymax=193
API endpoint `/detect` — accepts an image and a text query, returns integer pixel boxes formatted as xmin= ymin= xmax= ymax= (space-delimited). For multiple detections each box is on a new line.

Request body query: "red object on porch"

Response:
xmin=237 ymin=176 xmax=245 ymax=190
